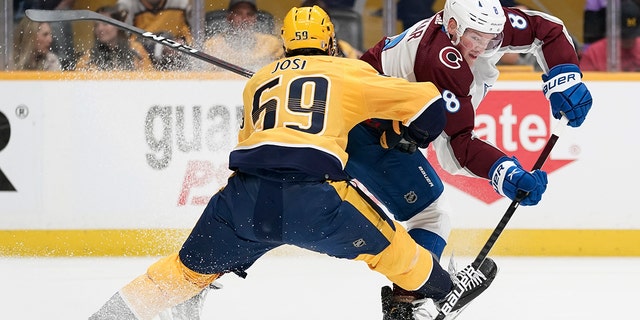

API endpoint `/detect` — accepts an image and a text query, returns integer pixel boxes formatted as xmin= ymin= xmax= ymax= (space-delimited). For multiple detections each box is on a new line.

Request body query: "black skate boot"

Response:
xmin=435 ymin=257 xmax=498 ymax=320
xmin=381 ymin=284 xmax=427 ymax=320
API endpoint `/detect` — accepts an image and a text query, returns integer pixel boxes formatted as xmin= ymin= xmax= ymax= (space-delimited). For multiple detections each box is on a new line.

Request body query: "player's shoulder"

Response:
xmin=413 ymin=40 xmax=474 ymax=96
xmin=501 ymin=6 xmax=565 ymax=31
xmin=383 ymin=15 xmax=440 ymax=50
xmin=382 ymin=13 xmax=451 ymax=63
xmin=328 ymin=55 xmax=372 ymax=66
xmin=414 ymin=27 xmax=473 ymax=81
xmin=331 ymin=56 xmax=388 ymax=79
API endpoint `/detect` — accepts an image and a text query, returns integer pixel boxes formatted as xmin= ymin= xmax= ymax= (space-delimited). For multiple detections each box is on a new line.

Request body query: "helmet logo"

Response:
xmin=439 ymin=46 xmax=463 ymax=69
xmin=445 ymin=0 xmax=506 ymax=35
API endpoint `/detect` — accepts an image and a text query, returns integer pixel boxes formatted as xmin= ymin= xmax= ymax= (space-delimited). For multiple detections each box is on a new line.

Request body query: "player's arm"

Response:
xmin=440 ymin=95 xmax=548 ymax=205
xmin=427 ymin=67 xmax=547 ymax=205
xmin=355 ymin=65 xmax=447 ymax=148
xmin=359 ymin=38 xmax=386 ymax=73
xmin=361 ymin=39 xmax=418 ymax=153
xmin=503 ymin=7 xmax=593 ymax=127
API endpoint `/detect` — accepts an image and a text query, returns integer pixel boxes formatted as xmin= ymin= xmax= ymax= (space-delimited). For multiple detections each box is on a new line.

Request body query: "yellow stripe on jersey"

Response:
xmin=327 ymin=180 xmax=395 ymax=239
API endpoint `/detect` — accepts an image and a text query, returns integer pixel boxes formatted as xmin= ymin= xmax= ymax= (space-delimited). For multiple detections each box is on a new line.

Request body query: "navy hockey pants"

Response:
xmin=345 ymin=123 xmax=444 ymax=222
xmin=178 ymin=169 xmax=397 ymax=275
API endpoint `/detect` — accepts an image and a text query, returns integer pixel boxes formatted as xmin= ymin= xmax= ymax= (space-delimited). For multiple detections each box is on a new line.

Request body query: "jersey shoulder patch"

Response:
xmin=438 ymin=46 xmax=464 ymax=70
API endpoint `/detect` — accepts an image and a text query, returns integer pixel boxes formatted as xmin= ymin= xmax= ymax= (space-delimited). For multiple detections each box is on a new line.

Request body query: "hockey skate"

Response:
xmin=380 ymin=257 xmax=498 ymax=320
xmin=381 ymin=285 xmax=430 ymax=320
xmin=158 ymin=281 xmax=223 ymax=320
xmin=434 ymin=257 xmax=498 ymax=320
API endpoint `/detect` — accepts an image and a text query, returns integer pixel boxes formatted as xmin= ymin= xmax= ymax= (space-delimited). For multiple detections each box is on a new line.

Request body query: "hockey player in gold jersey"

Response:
xmin=89 ymin=6 xmax=495 ymax=320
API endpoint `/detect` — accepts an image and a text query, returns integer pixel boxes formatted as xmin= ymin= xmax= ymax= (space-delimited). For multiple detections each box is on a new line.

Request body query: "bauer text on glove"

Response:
xmin=489 ymin=156 xmax=548 ymax=206
xmin=542 ymin=64 xmax=592 ymax=127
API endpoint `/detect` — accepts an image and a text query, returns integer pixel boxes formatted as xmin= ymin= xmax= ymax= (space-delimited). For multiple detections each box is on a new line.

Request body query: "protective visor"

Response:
xmin=460 ymin=28 xmax=504 ymax=57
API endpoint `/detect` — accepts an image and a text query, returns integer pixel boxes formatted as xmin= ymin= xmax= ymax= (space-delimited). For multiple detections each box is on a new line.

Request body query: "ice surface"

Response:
xmin=1 ymin=251 xmax=638 ymax=319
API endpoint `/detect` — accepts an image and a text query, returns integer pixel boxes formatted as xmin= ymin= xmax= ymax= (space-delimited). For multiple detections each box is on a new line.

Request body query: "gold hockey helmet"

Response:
xmin=281 ymin=6 xmax=337 ymax=56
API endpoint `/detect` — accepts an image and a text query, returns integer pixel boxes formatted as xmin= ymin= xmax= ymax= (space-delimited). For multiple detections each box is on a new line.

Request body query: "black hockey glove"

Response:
xmin=379 ymin=120 xmax=418 ymax=154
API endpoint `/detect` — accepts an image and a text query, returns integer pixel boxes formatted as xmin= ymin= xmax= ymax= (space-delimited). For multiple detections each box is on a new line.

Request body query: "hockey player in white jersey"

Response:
xmin=349 ymin=0 xmax=593 ymax=319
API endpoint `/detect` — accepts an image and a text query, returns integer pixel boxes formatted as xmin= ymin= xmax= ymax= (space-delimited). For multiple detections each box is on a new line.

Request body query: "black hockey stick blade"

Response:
xmin=471 ymin=115 xmax=569 ymax=269
xmin=25 ymin=9 xmax=256 ymax=78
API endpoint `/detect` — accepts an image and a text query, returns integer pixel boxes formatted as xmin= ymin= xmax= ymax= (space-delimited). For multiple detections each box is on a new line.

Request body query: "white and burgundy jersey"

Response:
xmin=360 ymin=7 xmax=578 ymax=180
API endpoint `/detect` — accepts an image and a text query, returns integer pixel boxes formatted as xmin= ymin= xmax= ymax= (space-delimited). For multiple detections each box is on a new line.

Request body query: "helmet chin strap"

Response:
xmin=450 ymin=31 xmax=462 ymax=46
xmin=329 ymin=38 xmax=338 ymax=56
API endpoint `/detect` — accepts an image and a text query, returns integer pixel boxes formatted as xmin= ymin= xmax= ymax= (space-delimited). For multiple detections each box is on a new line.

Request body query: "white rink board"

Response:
xmin=0 ymin=78 xmax=637 ymax=230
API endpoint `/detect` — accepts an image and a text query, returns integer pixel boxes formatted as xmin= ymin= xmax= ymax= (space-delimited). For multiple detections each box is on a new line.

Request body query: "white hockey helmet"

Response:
xmin=443 ymin=0 xmax=506 ymax=55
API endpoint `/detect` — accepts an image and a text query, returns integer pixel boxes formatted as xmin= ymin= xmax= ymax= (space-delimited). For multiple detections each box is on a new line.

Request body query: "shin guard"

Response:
xmin=119 ymin=253 xmax=219 ymax=320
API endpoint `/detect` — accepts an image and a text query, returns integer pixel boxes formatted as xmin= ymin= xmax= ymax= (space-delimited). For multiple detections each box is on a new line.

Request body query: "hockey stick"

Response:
xmin=471 ymin=115 xmax=569 ymax=270
xmin=24 ymin=9 xmax=256 ymax=78
xmin=433 ymin=116 xmax=569 ymax=320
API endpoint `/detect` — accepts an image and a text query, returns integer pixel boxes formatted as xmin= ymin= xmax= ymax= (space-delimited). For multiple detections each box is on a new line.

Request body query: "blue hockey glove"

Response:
xmin=489 ymin=156 xmax=548 ymax=206
xmin=542 ymin=64 xmax=592 ymax=127
xmin=380 ymin=120 xmax=418 ymax=153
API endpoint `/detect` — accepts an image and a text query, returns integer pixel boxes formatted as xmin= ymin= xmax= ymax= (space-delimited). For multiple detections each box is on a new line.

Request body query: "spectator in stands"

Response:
xmin=13 ymin=17 xmax=62 ymax=71
xmin=369 ymin=0 xmax=436 ymax=31
xmin=116 ymin=0 xmax=193 ymax=48
xmin=205 ymin=1 xmax=276 ymax=36
xmin=301 ymin=0 xmax=363 ymax=58
xmin=13 ymin=0 xmax=74 ymax=21
xmin=582 ymin=0 xmax=640 ymax=50
xmin=583 ymin=0 xmax=607 ymax=49
xmin=202 ymin=0 xmax=283 ymax=75
xmin=398 ymin=0 xmax=435 ymax=30
xmin=13 ymin=0 xmax=28 ymax=22
xmin=580 ymin=0 xmax=640 ymax=71
xmin=75 ymin=6 xmax=152 ymax=71
xmin=13 ymin=0 xmax=77 ymax=70
xmin=322 ymin=0 xmax=355 ymax=10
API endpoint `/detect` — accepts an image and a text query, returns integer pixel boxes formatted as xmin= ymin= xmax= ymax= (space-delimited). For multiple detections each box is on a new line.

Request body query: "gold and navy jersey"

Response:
xmin=229 ymin=55 xmax=443 ymax=180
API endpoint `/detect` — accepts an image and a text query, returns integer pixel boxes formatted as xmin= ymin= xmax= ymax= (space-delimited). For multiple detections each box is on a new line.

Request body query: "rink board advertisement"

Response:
xmin=0 ymin=72 xmax=638 ymax=256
